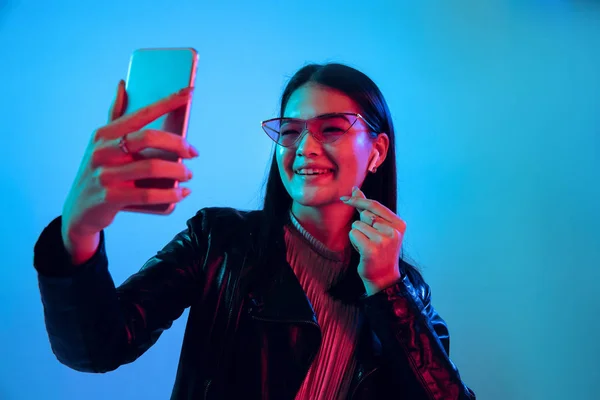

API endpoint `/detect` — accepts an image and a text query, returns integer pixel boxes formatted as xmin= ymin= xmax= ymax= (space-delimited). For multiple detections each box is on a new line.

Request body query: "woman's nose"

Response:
xmin=295 ymin=128 xmax=322 ymax=155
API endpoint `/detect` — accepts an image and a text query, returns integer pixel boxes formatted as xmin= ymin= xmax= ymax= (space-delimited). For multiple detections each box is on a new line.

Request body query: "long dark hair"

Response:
xmin=256 ymin=63 xmax=418 ymax=300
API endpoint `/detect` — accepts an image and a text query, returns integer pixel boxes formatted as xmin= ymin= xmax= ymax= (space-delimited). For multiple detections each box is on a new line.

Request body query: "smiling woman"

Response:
xmin=33 ymin=62 xmax=476 ymax=399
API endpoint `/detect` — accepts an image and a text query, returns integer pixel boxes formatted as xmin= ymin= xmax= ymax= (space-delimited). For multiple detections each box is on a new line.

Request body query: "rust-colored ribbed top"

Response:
xmin=284 ymin=211 xmax=360 ymax=400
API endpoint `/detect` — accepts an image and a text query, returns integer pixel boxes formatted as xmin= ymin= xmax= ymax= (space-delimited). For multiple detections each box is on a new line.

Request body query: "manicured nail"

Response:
xmin=188 ymin=144 xmax=199 ymax=157
xmin=340 ymin=196 xmax=351 ymax=201
xmin=181 ymin=188 xmax=191 ymax=197
xmin=352 ymin=186 xmax=359 ymax=192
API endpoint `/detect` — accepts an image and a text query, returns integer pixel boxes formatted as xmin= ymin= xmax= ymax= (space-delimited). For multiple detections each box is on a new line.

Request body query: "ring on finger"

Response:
xmin=118 ymin=134 xmax=131 ymax=155
xmin=369 ymin=214 xmax=378 ymax=227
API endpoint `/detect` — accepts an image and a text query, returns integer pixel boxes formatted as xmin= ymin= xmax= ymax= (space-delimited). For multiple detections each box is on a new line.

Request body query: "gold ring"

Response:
xmin=118 ymin=134 xmax=130 ymax=154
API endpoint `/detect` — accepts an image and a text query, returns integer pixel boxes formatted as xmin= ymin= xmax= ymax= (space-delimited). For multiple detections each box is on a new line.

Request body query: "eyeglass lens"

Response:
xmin=263 ymin=114 xmax=359 ymax=147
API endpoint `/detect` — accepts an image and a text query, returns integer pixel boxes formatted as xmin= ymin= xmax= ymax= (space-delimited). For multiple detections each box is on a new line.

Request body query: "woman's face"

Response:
xmin=276 ymin=83 xmax=387 ymax=209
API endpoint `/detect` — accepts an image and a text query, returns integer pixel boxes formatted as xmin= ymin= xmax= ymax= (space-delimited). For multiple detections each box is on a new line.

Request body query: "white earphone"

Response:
xmin=369 ymin=150 xmax=380 ymax=172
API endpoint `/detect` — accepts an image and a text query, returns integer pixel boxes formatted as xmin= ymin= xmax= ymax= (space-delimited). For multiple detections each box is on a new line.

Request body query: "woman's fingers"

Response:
xmin=359 ymin=209 xmax=378 ymax=226
xmin=96 ymin=158 xmax=192 ymax=185
xmin=98 ymin=86 xmax=193 ymax=141
xmin=91 ymin=129 xmax=198 ymax=167
xmin=105 ymin=185 xmax=191 ymax=207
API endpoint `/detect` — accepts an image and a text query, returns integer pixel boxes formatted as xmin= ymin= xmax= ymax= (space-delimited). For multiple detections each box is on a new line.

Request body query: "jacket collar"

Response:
xmin=247 ymin=220 xmax=368 ymax=323
xmin=248 ymin=235 xmax=319 ymax=325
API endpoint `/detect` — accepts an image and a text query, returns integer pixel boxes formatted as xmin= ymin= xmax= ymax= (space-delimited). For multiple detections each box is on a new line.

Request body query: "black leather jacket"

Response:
xmin=34 ymin=207 xmax=476 ymax=399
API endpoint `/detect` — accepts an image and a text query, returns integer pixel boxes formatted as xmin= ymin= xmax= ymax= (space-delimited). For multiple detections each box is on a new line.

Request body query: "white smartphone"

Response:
xmin=122 ymin=47 xmax=198 ymax=215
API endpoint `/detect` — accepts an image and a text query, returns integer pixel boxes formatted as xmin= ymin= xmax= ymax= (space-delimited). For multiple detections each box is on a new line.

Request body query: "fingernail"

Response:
xmin=181 ymin=187 xmax=191 ymax=197
xmin=340 ymin=196 xmax=351 ymax=201
xmin=188 ymin=144 xmax=199 ymax=157
xmin=186 ymin=170 xmax=193 ymax=179
xmin=178 ymin=86 xmax=195 ymax=96
xmin=352 ymin=186 xmax=359 ymax=192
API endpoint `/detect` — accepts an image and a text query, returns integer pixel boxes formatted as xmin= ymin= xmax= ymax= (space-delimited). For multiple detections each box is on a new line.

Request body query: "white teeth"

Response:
xmin=296 ymin=168 xmax=333 ymax=175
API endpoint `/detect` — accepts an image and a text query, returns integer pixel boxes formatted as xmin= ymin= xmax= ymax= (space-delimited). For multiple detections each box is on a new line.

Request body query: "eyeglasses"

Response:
xmin=261 ymin=112 xmax=377 ymax=148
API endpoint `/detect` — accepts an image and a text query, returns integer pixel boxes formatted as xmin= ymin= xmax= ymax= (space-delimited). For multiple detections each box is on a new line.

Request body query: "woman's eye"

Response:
xmin=322 ymin=126 xmax=345 ymax=133
xmin=281 ymin=129 xmax=300 ymax=136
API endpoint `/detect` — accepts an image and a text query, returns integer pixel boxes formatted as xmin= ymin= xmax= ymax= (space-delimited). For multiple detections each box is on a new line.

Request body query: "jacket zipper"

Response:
xmin=227 ymin=257 xmax=244 ymax=327
xmin=203 ymin=379 xmax=212 ymax=400
xmin=350 ymin=367 xmax=379 ymax=399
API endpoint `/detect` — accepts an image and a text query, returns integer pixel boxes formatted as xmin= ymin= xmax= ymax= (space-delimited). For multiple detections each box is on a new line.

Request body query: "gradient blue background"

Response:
xmin=1 ymin=1 xmax=599 ymax=399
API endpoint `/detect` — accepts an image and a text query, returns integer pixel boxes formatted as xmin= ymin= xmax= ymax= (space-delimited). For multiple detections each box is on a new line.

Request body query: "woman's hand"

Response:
xmin=61 ymin=80 xmax=197 ymax=263
xmin=341 ymin=186 xmax=407 ymax=295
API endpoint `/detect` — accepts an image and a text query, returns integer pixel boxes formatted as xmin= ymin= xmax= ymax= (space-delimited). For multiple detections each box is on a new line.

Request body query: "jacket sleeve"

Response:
xmin=33 ymin=213 xmax=208 ymax=373
xmin=360 ymin=266 xmax=476 ymax=400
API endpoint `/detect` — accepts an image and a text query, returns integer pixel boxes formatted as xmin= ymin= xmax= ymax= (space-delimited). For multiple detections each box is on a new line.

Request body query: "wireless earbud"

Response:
xmin=369 ymin=150 xmax=380 ymax=172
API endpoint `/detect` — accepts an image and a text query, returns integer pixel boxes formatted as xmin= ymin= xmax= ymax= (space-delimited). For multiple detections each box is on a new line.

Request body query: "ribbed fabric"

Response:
xmin=284 ymin=211 xmax=360 ymax=400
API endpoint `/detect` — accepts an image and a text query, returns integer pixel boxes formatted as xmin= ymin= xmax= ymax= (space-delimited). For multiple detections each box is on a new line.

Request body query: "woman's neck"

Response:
xmin=290 ymin=202 xmax=355 ymax=252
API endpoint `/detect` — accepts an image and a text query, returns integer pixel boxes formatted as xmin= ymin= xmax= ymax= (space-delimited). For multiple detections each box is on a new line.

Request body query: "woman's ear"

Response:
xmin=369 ymin=150 xmax=380 ymax=172
xmin=369 ymin=133 xmax=389 ymax=172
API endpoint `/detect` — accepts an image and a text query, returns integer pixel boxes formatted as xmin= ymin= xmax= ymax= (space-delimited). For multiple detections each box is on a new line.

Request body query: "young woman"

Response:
xmin=34 ymin=63 xmax=476 ymax=399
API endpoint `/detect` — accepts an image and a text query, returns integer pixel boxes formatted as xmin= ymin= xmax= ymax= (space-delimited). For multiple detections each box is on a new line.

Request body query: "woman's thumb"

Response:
xmin=108 ymin=79 xmax=127 ymax=122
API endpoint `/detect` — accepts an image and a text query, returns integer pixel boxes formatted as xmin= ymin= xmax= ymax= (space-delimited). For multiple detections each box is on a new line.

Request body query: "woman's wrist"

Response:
xmin=61 ymin=225 xmax=101 ymax=266
xmin=362 ymin=272 xmax=402 ymax=296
